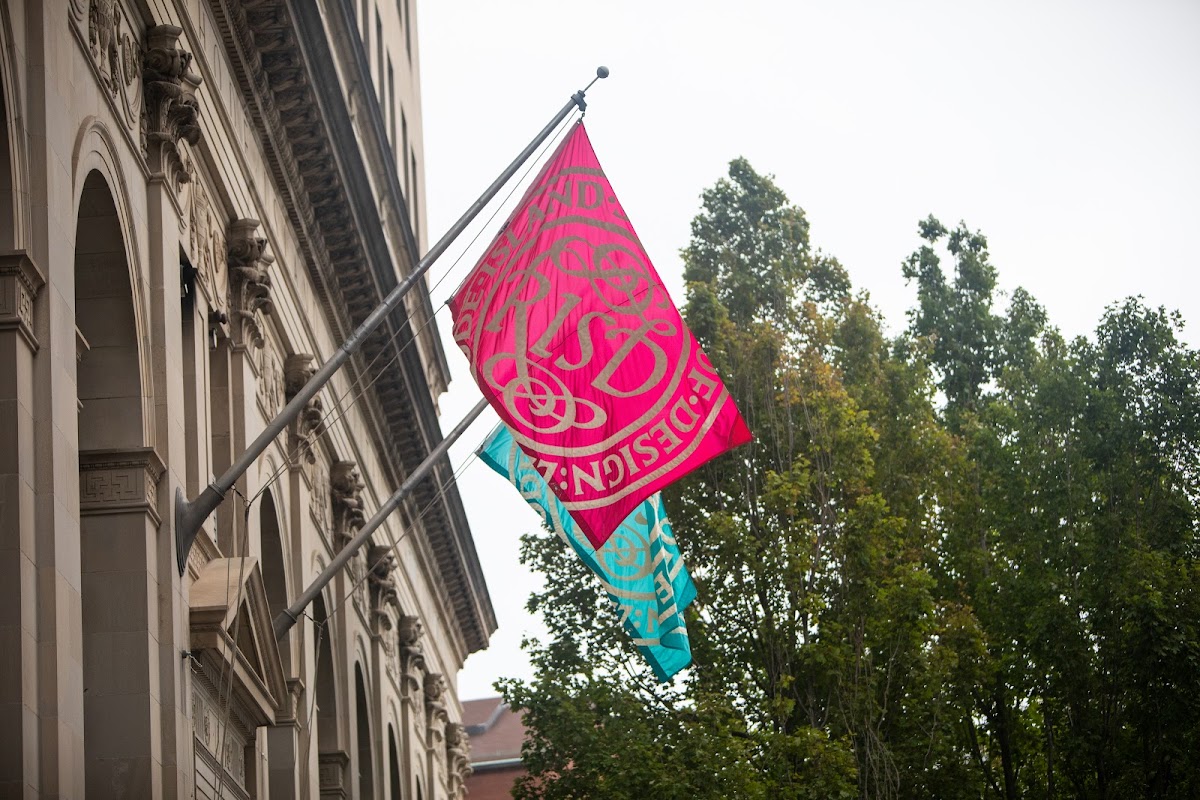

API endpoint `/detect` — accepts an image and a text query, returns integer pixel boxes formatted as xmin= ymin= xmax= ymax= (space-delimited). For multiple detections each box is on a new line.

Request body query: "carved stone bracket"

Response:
xmin=398 ymin=614 xmax=426 ymax=678
xmin=446 ymin=723 xmax=473 ymax=797
xmin=227 ymin=219 xmax=274 ymax=349
xmin=424 ymin=672 xmax=448 ymax=738
xmin=78 ymin=447 xmax=166 ymax=525
xmin=330 ymin=460 xmax=365 ymax=548
xmin=143 ymin=24 xmax=201 ymax=185
xmin=285 ymin=354 xmax=325 ymax=463
xmin=0 ymin=253 xmax=46 ymax=351
xmin=186 ymin=163 xmax=228 ymax=314
xmin=400 ymin=622 xmax=427 ymax=698
xmin=367 ymin=544 xmax=399 ymax=613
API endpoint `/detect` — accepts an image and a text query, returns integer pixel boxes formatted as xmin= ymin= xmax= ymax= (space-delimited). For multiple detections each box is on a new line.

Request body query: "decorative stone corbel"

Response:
xmin=330 ymin=460 xmax=365 ymax=548
xmin=424 ymin=672 xmax=447 ymax=722
xmin=285 ymin=354 xmax=324 ymax=463
xmin=445 ymin=723 xmax=473 ymax=796
xmin=399 ymin=614 xmax=427 ymax=696
xmin=227 ymin=219 xmax=274 ymax=349
xmin=143 ymin=24 xmax=201 ymax=183
xmin=367 ymin=544 xmax=399 ymax=612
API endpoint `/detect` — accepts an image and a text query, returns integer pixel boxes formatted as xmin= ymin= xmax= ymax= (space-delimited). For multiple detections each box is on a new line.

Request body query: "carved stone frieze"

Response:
xmin=78 ymin=447 xmax=166 ymax=525
xmin=0 ymin=253 xmax=46 ymax=351
xmin=185 ymin=161 xmax=228 ymax=313
xmin=330 ymin=460 xmax=365 ymax=547
xmin=227 ymin=219 xmax=274 ymax=349
xmin=192 ymin=681 xmax=249 ymax=791
xmin=143 ymin=24 xmax=201 ymax=185
xmin=83 ymin=0 xmax=143 ymax=132
xmin=256 ymin=347 xmax=284 ymax=418
xmin=346 ymin=547 xmax=368 ymax=615
xmin=310 ymin=458 xmax=330 ymax=534
xmin=373 ymin=606 xmax=399 ymax=679
xmin=285 ymin=354 xmax=325 ymax=464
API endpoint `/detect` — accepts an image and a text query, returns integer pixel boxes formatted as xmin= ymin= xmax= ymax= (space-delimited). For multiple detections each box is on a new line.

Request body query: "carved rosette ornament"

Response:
xmin=227 ymin=219 xmax=274 ymax=349
xmin=445 ymin=723 xmax=473 ymax=797
xmin=143 ymin=25 xmax=201 ymax=184
xmin=285 ymin=354 xmax=325 ymax=464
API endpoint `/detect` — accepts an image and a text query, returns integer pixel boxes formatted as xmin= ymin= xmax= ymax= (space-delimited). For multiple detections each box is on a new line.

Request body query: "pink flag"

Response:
xmin=451 ymin=122 xmax=750 ymax=547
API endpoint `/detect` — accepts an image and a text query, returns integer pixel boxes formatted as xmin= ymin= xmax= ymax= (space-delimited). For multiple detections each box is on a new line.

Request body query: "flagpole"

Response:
xmin=175 ymin=67 xmax=609 ymax=574
xmin=273 ymin=397 xmax=488 ymax=640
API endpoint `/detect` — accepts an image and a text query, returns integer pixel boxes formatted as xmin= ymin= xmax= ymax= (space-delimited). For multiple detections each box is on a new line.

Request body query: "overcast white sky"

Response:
xmin=414 ymin=0 xmax=1200 ymax=700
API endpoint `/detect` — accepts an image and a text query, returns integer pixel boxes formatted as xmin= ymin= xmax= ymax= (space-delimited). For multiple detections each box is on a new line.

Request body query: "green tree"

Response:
xmin=904 ymin=220 xmax=1200 ymax=799
xmin=500 ymin=174 xmax=1200 ymax=800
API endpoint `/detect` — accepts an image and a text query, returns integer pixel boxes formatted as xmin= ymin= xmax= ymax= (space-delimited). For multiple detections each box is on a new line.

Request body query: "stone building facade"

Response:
xmin=0 ymin=0 xmax=495 ymax=797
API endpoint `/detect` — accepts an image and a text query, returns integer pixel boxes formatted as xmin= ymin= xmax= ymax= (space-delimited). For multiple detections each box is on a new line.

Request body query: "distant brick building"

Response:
xmin=463 ymin=698 xmax=527 ymax=799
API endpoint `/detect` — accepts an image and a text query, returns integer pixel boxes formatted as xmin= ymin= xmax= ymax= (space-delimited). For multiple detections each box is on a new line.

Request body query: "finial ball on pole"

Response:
xmin=597 ymin=66 xmax=610 ymax=79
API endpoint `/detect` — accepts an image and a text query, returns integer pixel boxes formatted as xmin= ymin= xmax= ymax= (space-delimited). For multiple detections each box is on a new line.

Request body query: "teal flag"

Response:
xmin=479 ymin=424 xmax=696 ymax=681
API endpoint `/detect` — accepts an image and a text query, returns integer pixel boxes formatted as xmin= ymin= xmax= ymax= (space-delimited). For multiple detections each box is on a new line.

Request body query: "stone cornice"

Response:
xmin=208 ymin=0 xmax=495 ymax=653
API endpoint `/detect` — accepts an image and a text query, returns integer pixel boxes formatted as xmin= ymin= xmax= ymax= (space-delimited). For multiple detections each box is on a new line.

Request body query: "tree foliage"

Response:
xmin=500 ymin=160 xmax=1200 ymax=799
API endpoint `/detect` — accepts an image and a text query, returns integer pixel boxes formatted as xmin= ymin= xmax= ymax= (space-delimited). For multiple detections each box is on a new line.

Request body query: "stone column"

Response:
xmin=144 ymin=24 xmax=204 ymax=798
xmin=266 ymin=678 xmax=305 ymax=800
xmin=0 ymin=253 xmax=45 ymax=794
xmin=78 ymin=447 xmax=166 ymax=798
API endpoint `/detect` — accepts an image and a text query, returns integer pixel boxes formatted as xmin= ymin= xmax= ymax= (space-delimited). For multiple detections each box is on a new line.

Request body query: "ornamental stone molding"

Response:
xmin=78 ymin=447 xmax=166 ymax=525
xmin=227 ymin=218 xmax=274 ymax=350
xmin=0 ymin=253 xmax=46 ymax=351
xmin=143 ymin=24 xmax=202 ymax=185
xmin=285 ymin=354 xmax=325 ymax=463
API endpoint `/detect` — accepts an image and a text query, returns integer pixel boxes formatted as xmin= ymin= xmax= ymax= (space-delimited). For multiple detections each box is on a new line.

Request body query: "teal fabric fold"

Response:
xmin=479 ymin=424 xmax=695 ymax=681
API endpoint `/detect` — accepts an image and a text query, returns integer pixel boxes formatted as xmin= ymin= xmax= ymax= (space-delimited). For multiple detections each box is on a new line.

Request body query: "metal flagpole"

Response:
xmin=273 ymin=397 xmax=488 ymax=640
xmin=175 ymin=67 xmax=609 ymax=574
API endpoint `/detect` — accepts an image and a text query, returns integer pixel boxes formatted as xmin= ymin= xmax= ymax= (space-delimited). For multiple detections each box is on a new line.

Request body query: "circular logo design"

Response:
xmin=456 ymin=166 xmax=693 ymax=460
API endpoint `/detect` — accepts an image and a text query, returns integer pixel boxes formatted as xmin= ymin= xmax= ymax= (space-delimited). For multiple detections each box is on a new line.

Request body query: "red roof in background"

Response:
xmin=463 ymin=697 xmax=526 ymax=763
